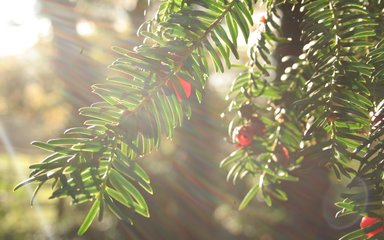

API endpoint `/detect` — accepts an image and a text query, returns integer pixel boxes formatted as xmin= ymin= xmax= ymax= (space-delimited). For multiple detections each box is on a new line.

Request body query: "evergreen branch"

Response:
xmin=336 ymin=39 xmax=384 ymax=240
xmin=222 ymin=8 xmax=302 ymax=208
xmin=16 ymin=0 xmax=257 ymax=235
xmin=298 ymin=0 xmax=376 ymax=178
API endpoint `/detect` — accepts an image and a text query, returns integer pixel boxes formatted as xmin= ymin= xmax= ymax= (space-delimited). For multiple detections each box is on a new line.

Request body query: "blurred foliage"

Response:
xmin=0 ymin=154 xmax=55 ymax=240
xmin=0 ymin=49 xmax=71 ymax=148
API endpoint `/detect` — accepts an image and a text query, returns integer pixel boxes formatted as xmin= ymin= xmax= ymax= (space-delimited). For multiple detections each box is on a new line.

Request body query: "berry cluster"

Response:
xmin=233 ymin=104 xmax=291 ymax=166
xmin=233 ymin=104 xmax=266 ymax=148
xmin=360 ymin=216 xmax=384 ymax=238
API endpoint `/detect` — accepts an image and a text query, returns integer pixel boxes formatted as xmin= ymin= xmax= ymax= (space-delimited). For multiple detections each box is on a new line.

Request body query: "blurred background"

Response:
xmin=0 ymin=1 xmax=361 ymax=239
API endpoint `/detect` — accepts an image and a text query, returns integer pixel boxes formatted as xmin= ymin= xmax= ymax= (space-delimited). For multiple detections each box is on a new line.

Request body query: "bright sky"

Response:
xmin=0 ymin=0 xmax=50 ymax=57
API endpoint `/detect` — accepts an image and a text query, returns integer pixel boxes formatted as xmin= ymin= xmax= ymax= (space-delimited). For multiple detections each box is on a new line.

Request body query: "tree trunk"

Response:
xmin=275 ymin=4 xmax=338 ymax=239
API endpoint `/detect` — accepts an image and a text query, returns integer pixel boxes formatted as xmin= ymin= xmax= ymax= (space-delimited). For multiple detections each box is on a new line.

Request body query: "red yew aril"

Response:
xmin=327 ymin=113 xmax=338 ymax=122
xmin=275 ymin=144 xmax=289 ymax=166
xmin=260 ymin=16 xmax=267 ymax=23
xmin=360 ymin=216 xmax=384 ymax=238
xmin=280 ymin=145 xmax=289 ymax=159
xmin=178 ymin=76 xmax=191 ymax=98
xmin=165 ymin=76 xmax=192 ymax=102
xmin=235 ymin=126 xmax=254 ymax=147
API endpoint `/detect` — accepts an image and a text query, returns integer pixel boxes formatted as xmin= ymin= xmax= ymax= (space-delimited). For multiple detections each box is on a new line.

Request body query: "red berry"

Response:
xmin=177 ymin=76 xmax=191 ymax=98
xmin=275 ymin=144 xmax=290 ymax=166
xmin=235 ymin=126 xmax=253 ymax=147
xmin=360 ymin=216 xmax=384 ymax=238
xmin=165 ymin=76 xmax=192 ymax=102
xmin=327 ymin=113 xmax=338 ymax=122
xmin=281 ymin=146 xmax=289 ymax=159
xmin=260 ymin=16 xmax=267 ymax=23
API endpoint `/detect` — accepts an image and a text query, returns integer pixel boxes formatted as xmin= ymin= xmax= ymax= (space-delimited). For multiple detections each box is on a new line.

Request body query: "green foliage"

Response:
xmin=299 ymin=0 xmax=375 ymax=178
xmin=335 ymin=41 xmax=384 ymax=239
xmin=222 ymin=6 xmax=301 ymax=208
xmin=16 ymin=0 xmax=259 ymax=235
xmin=221 ymin=0 xmax=384 ymax=239
xmin=15 ymin=0 xmax=384 ymax=239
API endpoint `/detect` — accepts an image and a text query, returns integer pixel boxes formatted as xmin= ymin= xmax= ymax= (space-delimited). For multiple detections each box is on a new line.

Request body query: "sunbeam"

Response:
xmin=0 ymin=122 xmax=54 ymax=240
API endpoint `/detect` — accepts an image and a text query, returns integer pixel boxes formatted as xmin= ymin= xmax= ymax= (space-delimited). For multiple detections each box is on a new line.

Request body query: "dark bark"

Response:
xmin=274 ymin=4 xmax=339 ymax=239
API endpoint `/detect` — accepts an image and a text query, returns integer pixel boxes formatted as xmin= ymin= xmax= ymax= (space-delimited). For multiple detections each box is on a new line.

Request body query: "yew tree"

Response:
xmin=16 ymin=0 xmax=384 ymax=239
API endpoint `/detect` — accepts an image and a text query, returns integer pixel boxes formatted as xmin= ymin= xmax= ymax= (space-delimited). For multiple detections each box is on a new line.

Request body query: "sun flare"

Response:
xmin=0 ymin=0 xmax=50 ymax=57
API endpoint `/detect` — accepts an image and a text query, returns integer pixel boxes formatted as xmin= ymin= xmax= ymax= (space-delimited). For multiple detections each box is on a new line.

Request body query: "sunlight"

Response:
xmin=0 ymin=0 xmax=50 ymax=57
xmin=0 ymin=121 xmax=54 ymax=240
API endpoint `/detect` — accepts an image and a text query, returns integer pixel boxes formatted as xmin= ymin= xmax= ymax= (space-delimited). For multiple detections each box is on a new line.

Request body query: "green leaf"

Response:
xmin=220 ymin=149 xmax=245 ymax=168
xmin=229 ymin=7 xmax=249 ymax=42
xmin=225 ymin=13 xmax=238 ymax=49
xmin=239 ymin=183 xmax=259 ymax=210
xmin=32 ymin=141 xmax=73 ymax=154
xmin=30 ymin=182 xmax=44 ymax=206
xmin=77 ymin=198 xmax=100 ymax=236
xmin=104 ymin=193 xmax=133 ymax=225
xmin=114 ymin=151 xmax=153 ymax=194
xmin=338 ymin=228 xmax=365 ymax=240
xmin=14 ymin=174 xmax=50 ymax=191
xmin=335 ymin=201 xmax=355 ymax=212
xmin=106 ymin=186 xmax=134 ymax=207
xmin=203 ymin=40 xmax=224 ymax=73
xmin=109 ymin=169 xmax=149 ymax=217
xmin=234 ymin=2 xmax=253 ymax=26
xmin=211 ymin=32 xmax=231 ymax=68
xmin=215 ymin=25 xmax=239 ymax=59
